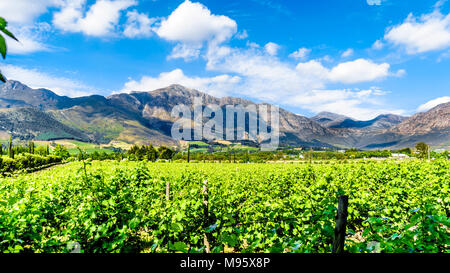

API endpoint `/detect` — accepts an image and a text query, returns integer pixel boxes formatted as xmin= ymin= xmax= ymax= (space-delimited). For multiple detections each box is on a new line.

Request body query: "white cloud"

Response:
xmin=319 ymin=55 xmax=333 ymax=63
xmin=204 ymin=40 xmax=399 ymax=111
xmin=235 ymin=30 xmax=248 ymax=40
xmin=156 ymin=0 xmax=236 ymax=44
xmin=0 ymin=1 xmax=59 ymax=55
xmin=53 ymin=0 xmax=137 ymax=37
xmin=385 ymin=10 xmax=450 ymax=54
xmin=1 ymin=0 xmax=406 ymax=120
xmin=6 ymin=23 xmax=53 ymax=55
xmin=167 ymin=44 xmax=202 ymax=61
xmin=123 ymin=10 xmax=156 ymax=38
xmin=156 ymin=0 xmax=237 ymax=60
xmin=7 ymin=38 xmax=48 ymax=55
xmin=120 ymin=66 xmax=403 ymax=120
xmin=119 ymin=37 xmax=402 ymax=120
xmin=395 ymin=69 xmax=407 ymax=77
xmin=264 ymin=42 xmax=280 ymax=56
xmin=437 ymin=49 xmax=450 ymax=62
xmin=122 ymin=0 xmax=406 ymax=119
xmin=246 ymin=41 xmax=260 ymax=48
xmin=417 ymin=96 xmax=450 ymax=112
xmin=205 ymin=45 xmax=313 ymax=101
xmin=328 ymin=58 xmax=390 ymax=84
xmin=0 ymin=0 xmax=61 ymax=24
xmin=289 ymin=47 xmax=311 ymax=60
xmin=0 ymin=64 xmax=95 ymax=97
xmin=296 ymin=60 xmax=329 ymax=83
xmin=434 ymin=0 xmax=447 ymax=9
xmin=341 ymin=48 xmax=354 ymax=58
xmin=121 ymin=69 xmax=241 ymax=97
xmin=367 ymin=0 xmax=382 ymax=5
xmin=120 ymin=67 xmax=404 ymax=120
xmin=372 ymin=39 xmax=384 ymax=50
xmin=295 ymin=58 xmax=392 ymax=84
xmin=289 ymin=88 xmax=406 ymax=120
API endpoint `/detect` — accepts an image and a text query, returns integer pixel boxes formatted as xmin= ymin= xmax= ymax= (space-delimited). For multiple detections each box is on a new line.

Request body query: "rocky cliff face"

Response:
xmin=389 ymin=103 xmax=450 ymax=135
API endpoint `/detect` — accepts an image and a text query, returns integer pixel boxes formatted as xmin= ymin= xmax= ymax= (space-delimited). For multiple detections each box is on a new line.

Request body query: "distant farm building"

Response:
xmin=391 ymin=153 xmax=410 ymax=159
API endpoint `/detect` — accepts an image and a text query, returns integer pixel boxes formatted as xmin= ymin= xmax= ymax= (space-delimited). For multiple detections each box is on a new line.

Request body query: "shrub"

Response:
xmin=0 ymin=154 xmax=62 ymax=174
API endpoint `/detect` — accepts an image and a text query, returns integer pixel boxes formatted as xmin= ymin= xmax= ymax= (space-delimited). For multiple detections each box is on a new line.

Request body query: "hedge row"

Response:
xmin=0 ymin=154 xmax=62 ymax=174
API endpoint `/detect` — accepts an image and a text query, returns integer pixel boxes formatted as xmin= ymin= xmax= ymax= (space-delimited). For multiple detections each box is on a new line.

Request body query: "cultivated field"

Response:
xmin=0 ymin=160 xmax=448 ymax=253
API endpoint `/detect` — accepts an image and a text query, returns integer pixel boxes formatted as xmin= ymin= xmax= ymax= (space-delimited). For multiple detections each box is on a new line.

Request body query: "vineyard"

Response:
xmin=0 ymin=160 xmax=448 ymax=253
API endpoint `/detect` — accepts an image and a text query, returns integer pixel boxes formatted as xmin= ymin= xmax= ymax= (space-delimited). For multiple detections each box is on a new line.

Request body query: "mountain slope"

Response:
xmin=0 ymin=80 xmax=73 ymax=110
xmin=0 ymin=80 xmax=448 ymax=149
xmin=389 ymin=102 xmax=450 ymax=135
xmin=312 ymin=112 xmax=352 ymax=128
xmin=108 ymin=85 xmax=339 ymax=147
xmin=0 ymin=107 xmax=90 ymax=141
xmin=313 ymin=112 xmax=407 ymax=131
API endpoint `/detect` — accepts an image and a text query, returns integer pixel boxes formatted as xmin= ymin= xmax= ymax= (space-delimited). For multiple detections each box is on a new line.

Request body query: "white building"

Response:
xmin=391 ymin=153 xmax=410 ymax=159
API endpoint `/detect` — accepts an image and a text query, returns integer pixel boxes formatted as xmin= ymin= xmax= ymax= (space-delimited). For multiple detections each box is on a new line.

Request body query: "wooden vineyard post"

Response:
xmin=332 ymin=195 xmax=348 ymax=254
xmin=166 ymin=182 xmax=170 ymax=201
xmin=203 ymin=180 xmax=211 ymax=253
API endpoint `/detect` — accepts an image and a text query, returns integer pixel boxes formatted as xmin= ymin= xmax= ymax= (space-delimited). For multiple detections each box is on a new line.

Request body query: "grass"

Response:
xmin=0 ymin=138 xmax=117 ymax=155
xmin=188 ymin=141 xmax=211 ymax=147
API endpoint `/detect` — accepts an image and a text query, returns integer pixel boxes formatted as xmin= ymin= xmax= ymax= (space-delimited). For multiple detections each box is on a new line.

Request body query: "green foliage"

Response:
xmin=34 ymin=146 xmax=48 ymax=156
xmin=174 ymin=147 xmax=399 ymax=162
xmin=127 ymin=144 xmax=173 ymax=161
xmin=415 ymin=142 xmax=429 ymax=159
xmin=158 ymin=146 xmax=175 ymax=160
xmin=27 ymin=140 xmax=35 ymax=154
xmin=351 ymin=203 xmax=449 ymax=253
xmin=0 ymin=160 xmax=447 ymax=253
xmin=0 ymin=153 xmax=62 ymax=175
xmin=8 ymin=136 xmax=13 ymax=159
xmin=53 ymin=145 xmax=70 ymax=159
xmin=393 ymin=147 xmax=413 ymax=156
xmin=0 ymin=17 xmax=18 ymax=82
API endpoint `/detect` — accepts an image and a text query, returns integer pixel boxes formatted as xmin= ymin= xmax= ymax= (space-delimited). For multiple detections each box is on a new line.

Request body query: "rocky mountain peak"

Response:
xmin=0 ymin=80 xmax=31 ymax=92
xmin=390 ymin=102 xmax=450 ymax=134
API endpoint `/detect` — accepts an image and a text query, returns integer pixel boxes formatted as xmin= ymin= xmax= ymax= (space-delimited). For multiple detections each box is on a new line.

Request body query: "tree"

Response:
xmin=415 ymin=142 xmax=429 ymax=159
xmin=0 ymin=17 xmax=18 ymax=82
xmin=128 ymin=145 xmax=140 ymax=160
xmin=53 ymin=145 xmax=70 ymax=159
xmin=244 ymin=151 xmax=250 ymax=163
xmin=158 ymin=146 xmax=175 ymax=160
xmin=127 ymin=144 xmax=159 ymax=161
xmin=28 ymin=140 xmax=33 ymax=154
xmin=395 ymin=147 xmax=412 ymax=156
xmin=35 ymin=146 xmax=47 ymax=156
xmin=142 ymin=145 xmax=157 ymax=161
xmin=8 ymin=136 xmax=13 ymax=159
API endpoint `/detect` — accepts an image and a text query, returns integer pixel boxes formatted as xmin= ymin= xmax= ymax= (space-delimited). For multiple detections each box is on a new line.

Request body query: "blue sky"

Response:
xmin=1 ymin=0 xmax=449 ymax=120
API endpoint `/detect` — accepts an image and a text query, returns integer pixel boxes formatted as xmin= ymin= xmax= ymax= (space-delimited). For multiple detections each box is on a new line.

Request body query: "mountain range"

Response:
xmin=0 ymin=80 xmax=449 ymax=150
